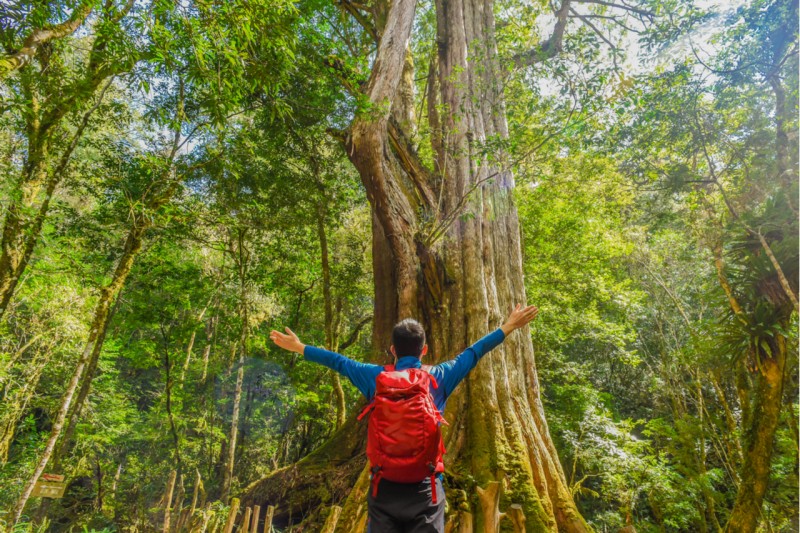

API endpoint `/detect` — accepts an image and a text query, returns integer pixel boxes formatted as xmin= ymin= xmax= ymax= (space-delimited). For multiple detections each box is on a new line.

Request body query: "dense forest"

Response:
xmin=0 ymin=0 xmax=797 ymax=531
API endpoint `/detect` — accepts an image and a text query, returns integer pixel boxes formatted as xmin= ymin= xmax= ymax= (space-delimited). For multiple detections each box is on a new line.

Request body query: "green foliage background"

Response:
xmin=0 ymin=0 xmax=796 ymax=531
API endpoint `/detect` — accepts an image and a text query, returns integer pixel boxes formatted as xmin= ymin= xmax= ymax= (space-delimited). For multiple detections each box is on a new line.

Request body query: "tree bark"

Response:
xmin=339 ymin=0 xmax=589 ymax=530
xmin=247 ymin=1 xmax=586 ymax=530
xmin=725 ymin=333 xmax=788 ymax=532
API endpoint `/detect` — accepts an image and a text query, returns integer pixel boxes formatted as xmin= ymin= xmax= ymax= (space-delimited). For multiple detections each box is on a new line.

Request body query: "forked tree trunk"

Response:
xmin=245 ymin=1 xmax=585 ymax=530
xmin=335 ymin=0 xmax=587 ymax=531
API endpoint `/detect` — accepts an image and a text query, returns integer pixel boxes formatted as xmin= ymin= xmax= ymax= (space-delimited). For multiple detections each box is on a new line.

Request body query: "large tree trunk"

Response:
xmin=340 ymin=0 xmax=587 ymax=531
xmin=246 ymin=1 xmax=586 ymax=530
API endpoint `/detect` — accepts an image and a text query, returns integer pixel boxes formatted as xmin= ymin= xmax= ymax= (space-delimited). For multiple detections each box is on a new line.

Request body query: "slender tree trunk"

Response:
xmin=725 ymin=333 xmax=788 ymax=532
xmin=183 ymin=293 xmax=217 ymax=382
xmin=53 ymin=293 xmax=121 ymax=469
xmin=201 ymin=315 xmax=216 ymax=383
xmin=221 ymin=229 xmax=250 ymax=502
xmin=221 ymin=350 xmax=245 ymax=503
xmin=163 ymin=469 xmax=178 ymax=533
xmin=110 ymin=462 xmax=123 ymax=502
xmin=317 ymin=202 xmax=347 ymax=429
xmin=11 ymin=222 xmax=148 ymax=525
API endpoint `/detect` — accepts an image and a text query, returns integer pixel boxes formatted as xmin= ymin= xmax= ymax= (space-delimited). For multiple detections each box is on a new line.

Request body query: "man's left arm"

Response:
xmin=436 ymin=304 xmax=539 ymax=395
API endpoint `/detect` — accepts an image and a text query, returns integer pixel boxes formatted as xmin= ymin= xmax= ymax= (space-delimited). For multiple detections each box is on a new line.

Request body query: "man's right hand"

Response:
xmin=270 ymin=327 xmax=306 ymax=354
xmin=500 ymin=304 xmax=539 ymax=336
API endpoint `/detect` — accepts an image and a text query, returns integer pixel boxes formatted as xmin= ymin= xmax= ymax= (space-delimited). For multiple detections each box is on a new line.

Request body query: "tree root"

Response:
xmin=240 ymin=416 xmax=367 ymax=529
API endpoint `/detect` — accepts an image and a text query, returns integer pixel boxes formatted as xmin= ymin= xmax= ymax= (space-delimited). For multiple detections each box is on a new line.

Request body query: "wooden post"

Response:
xmin=241 ymin=507 xmax=252 ymax=533
xmin=476 ymin=481 xmax=503 ymax=533
xmin=321 ymin=505 xmax=342 ymax=533
xmin=163 ymin=470 xmax=178 ymax=533
xmin=264 ymin=505 xmax=275 ymax=533
xmin=250 ymin=505 xmax=261 ymax=533
xmin=508 ymin=504 xmax=526 ymax=533
xmin=223 ymin=497 xmax=240 ymax=533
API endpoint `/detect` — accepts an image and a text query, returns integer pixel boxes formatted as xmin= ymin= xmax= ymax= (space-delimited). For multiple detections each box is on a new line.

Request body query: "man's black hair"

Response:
xmin=392 ymin=318 xmax=426 ymax=358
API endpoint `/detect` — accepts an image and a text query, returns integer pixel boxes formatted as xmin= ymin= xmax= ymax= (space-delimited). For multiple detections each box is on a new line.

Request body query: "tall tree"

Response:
xmin=0 ymin=0 xmax=138 ymax=319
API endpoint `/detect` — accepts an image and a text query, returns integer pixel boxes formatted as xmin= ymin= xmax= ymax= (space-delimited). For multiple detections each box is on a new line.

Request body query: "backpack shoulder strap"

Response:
xmin=419 ymin=364 xmax=438 ymax=389
xmin=383 ymin=364 xmax=395 ymax=372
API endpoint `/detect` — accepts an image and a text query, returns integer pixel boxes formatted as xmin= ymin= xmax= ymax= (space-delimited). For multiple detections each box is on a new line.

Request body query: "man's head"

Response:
xmin=391 ymin=318 xmax=428 ymax=359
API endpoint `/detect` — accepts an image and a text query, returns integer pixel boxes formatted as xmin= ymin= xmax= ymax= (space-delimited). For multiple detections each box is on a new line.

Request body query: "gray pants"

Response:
xmin=367 ymin=477 xmax=445 ymax=533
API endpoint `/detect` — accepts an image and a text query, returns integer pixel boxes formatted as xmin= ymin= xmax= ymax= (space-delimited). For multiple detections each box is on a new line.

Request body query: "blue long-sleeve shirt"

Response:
xmin=303 ymin=328 xmax=506 ymax=413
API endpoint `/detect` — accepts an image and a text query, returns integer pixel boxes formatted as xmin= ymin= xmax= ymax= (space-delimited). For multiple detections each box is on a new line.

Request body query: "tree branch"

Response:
xmin=572 ymin=0 xmax=654 ymax=18
xmin=338 ymin=316 xmax=373 ymax=352
xmin=0 ymin=0 xmax=94 ymax=80
xmin=336 ymin=0 xmax=378 ymax=43
xmin=570 ymin=8 xmax=619 ymax=52
xmin=513 ymin=0 xmax=572 ymax=69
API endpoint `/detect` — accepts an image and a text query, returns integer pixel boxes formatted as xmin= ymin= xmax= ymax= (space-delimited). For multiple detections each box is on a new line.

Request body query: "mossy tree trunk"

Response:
xmin=339 ymin=0 xmax=588 ymax=531
xmin=725 ymin=333 xmax=788 ymax=532
xmin=0 ymin=2 xmax=136 ymax=320
xmin=245 ymin=1 xmax=587 ymax=530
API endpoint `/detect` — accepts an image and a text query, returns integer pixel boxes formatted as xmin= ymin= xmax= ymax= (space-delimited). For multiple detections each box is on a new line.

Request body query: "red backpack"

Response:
xmin=357 ymin=365 xmax=447 ymax=502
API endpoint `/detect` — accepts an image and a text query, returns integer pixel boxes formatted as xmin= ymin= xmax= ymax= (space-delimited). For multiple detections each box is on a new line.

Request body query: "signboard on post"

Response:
xmin=31 ymin=474 xmax=66 ymax=499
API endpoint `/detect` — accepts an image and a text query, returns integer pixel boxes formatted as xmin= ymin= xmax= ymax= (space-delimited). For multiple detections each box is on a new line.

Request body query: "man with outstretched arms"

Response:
xmin=270 ymin=303 xmax=539 ymax=533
